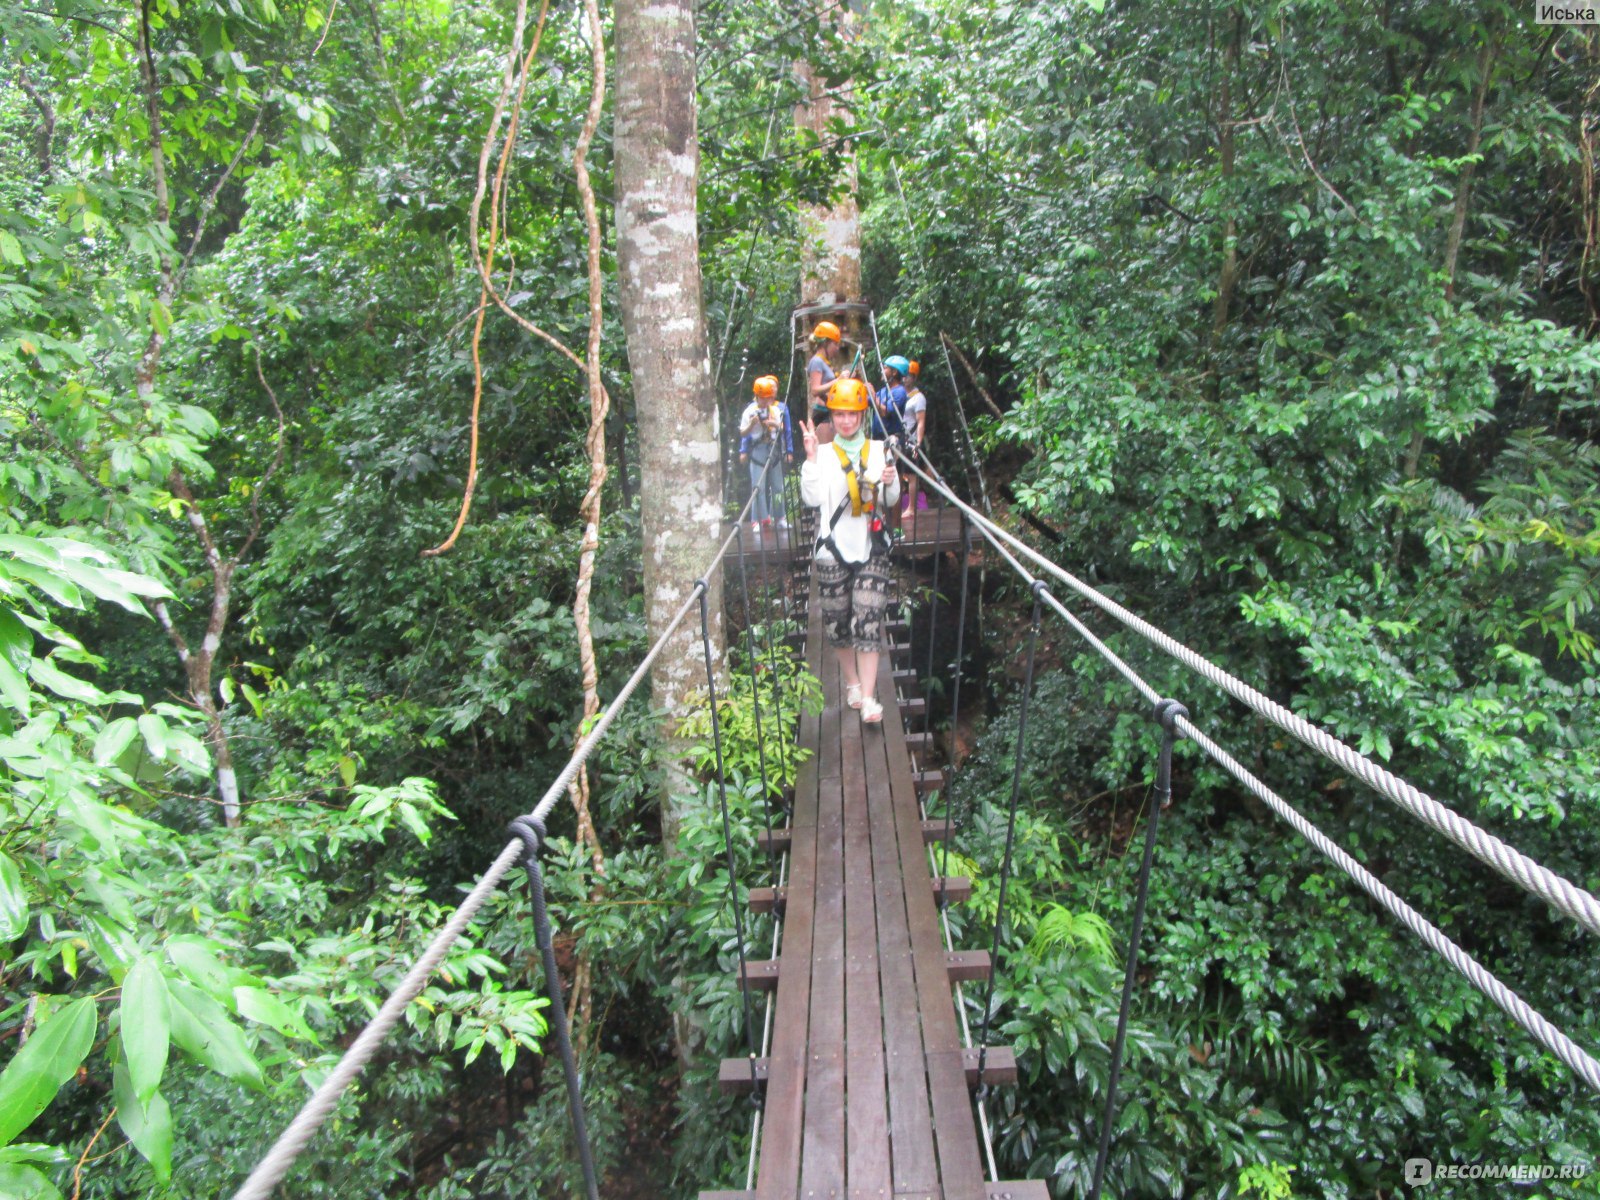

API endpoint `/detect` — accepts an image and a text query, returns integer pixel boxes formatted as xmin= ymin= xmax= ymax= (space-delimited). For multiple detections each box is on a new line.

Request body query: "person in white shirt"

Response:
xmin=799 ymin=377 xmax=901 ymax=725
xmin=739 ymin=375 xmax=790 ymax=532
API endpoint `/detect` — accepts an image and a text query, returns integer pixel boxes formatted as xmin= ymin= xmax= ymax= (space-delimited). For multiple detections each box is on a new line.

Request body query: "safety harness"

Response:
xmin=815 ymin=439 xmax=891 ymax=567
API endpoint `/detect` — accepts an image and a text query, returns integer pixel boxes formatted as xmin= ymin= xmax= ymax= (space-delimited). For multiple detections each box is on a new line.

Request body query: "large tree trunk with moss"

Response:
xmin=614 ymin=0 xmax=722 ymax=848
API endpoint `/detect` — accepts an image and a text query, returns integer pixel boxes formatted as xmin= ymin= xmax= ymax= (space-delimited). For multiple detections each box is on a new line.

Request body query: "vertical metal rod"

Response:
xmin=974 ymin=583 xmax=1044 ymax=1089
xmin=937 ymin=514 xmax=973 ymax=901
xmin=734 ymin=520 xmax=779 ymax=874
xmin=923 ymin=507 xmax=943 ymax=737
xmin=696 ymin=583 xmax=766 ymax=1096
xmin=508 ymin=819 xmax=601 ymax=1200
xmin=1089 ymin=698 xmax=1187 ymax=1200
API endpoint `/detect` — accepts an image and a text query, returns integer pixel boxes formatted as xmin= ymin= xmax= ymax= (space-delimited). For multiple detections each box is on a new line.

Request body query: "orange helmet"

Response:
xmin=908 ymin=360 xmax=920 ymax=377
xmin=753 ymin=375 xmax=778 ymax=399
xmin=812 ymin=320 xmax=841 ymax=343
xmin=826 ymin=378 xmax=870 ymax=412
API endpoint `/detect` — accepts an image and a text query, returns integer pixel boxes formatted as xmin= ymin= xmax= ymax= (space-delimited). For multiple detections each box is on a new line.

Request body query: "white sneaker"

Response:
xmin=750 ymin=521 xmax=762 ymax=534
xmin=860 ymin=697 xmax=883 ymax=724
xmin=846 ymin=683 xmax=863 ymax=709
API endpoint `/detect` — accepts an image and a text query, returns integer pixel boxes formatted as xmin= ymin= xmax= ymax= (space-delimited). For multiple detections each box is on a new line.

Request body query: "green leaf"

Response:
xmin=0 ymin=560 xmax=81 ymax=610
xmin=0 ymin=1163 xmax=63 ymax=1200
xmin=0 ymin=232 xmax=23 ymax=266
xmin=167 ymin=980 xmax=264 ymax=1089
xmin=234 ymin=986 xmax=317 ymax=1043
xmin=0 ymin=656 xmax=28 ymax=716
xmin=112 ymin=1063 xmax=172 ymax=1184
xmin=137 ymin=713 xmax=168 ymax=761
xmin=0 ymin=855 xmax=29 ymax=942
xmin=26 ymin=657 xmax=108 ymax=705
xmin=93 ymin=717 xmax=140 ymax=766
xmin=0 ymin=996 xmax=98 ymax=1145
xmin=167 ymin=937 xmax=236 ymax=1005
xmin=120 ymin=957 xmax=170 ymax=1104
xmin=0 ymin=607 xmax=29 ymax=663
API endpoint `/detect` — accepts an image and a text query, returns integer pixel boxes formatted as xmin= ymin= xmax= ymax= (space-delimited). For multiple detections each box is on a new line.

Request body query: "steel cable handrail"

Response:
xmin=234 ymin=466 xmax=780 ymax=1200
xmin=895 ymin=450 xmax=1600 ymax=1097
xmin=898 ymin=450 xmax=1600 ymax=940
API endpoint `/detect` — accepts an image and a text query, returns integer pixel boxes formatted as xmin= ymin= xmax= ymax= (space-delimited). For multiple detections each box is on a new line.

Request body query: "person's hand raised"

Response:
xmin=800 ymin=417 xmax=819 ymax=462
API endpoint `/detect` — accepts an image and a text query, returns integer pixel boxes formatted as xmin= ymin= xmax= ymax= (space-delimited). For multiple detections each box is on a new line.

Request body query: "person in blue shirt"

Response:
xmin=871 ymin=356 xmax=911 ymax=441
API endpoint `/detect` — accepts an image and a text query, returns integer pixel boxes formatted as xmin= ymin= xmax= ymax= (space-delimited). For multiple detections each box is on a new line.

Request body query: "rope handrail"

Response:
xmin=897 ymin=450 xmax=1600 ymax=941
xmin=233 ymin=467 xmax=781 ymax=1200
xmin=894 ymin=449 xmax=1600 ymax=1097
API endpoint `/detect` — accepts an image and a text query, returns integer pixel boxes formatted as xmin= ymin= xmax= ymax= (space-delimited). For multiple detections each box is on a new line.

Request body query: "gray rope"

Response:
xmin=901 ymin=454 xmax=1600 ymax=1097
xmin=1177 ymin=713 xmax=1600 ymax=1095
xmin=897 ymin=452 xmax=1600 ymax=941
xmin=234 ymin=513 xmax=757 ymax=1200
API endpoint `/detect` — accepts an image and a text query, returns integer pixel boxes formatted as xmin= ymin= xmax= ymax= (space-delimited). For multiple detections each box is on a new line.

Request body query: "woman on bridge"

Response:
xmin=800 ymin=377 xmax=900 ymax=726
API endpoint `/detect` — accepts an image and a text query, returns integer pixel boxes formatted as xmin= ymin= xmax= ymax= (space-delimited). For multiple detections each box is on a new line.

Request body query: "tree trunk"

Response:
xmin=796 ymin=37 xmax=861 ymax=308
xmin=614 ymin=0 xmax=722 ymax=847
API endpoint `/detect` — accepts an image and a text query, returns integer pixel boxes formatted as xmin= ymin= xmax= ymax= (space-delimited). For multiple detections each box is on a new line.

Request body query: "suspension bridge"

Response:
xmin=230 ymin=307 xmax=1600 ymax=1200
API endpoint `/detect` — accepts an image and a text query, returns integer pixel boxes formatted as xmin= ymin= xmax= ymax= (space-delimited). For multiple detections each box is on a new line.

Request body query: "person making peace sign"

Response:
xmin=799 ymin=377 xmax=901 ymax=726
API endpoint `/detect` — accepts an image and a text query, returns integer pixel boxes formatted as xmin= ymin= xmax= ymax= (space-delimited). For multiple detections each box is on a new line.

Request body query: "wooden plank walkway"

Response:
xmin=704 ymin=574 xmax=1045 ymax=1200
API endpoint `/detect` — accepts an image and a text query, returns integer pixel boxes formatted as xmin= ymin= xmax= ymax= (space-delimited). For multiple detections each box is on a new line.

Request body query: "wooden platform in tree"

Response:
xmin=701 ymin=577 xmax=1043 ymax=1200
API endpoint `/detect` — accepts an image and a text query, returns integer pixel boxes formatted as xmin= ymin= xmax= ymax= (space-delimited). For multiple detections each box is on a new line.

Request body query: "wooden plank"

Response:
xmin=931 ymin=877 xmax=972 ymax=907
xmin=720 ymin=1056 xmax=770 ymax=1093
xmin=903 ymin=731 xmax=933 ymax=757
xmin=985 ymin=1184 xmax=1050 ymax=1200
xmin=943 ymin=951 xmax=991 ymax=984
xmin=755 ymin=585 xmax=825 ymax=1200
xmin=699 ymin=1191 xmax=756 ymax=1200
xmin=960 ymin=1046 xmax=1018 ymax=1088
xmin=863 ymin=697 xmax=940 ymax=1195
xmin=877 ymin=658 xmax=987 ymax=1200
xmin=842 ymin=664 xmax=890 ymax=1200
xmin=760 ymin=878 xmax=965 ymax=914
xmin=749 ymin=886 xmax=785 ymax=917
xmin=737 ymin=959 xmax=781 ymax=991
xmin=799 ymin=649 xmax=846 ymax=1198
xmin=756 ymin=827 xmax=793 ymax=855
xmin=900 ymin=696 xmax=927 ymax=720
xmin=921 ymin=820 xmax=951 ymax=844
xmin=914 ymin=769 xmax=950 ymax=798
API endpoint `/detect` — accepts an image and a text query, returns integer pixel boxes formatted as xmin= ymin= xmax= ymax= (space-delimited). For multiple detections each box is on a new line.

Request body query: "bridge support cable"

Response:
xmin=508 ymin=817 xmax=602 ymax=1200
xmin=734 ymin=521 xmax=780 ymax=875
xmin=936 ymin=514 xmax=975 ymax=908
xmin=698 ymin=574 xmax=767 ymax=1098
xmin=896 ymin=450 xmax=1600 ymax=1100
xmin=235 ymin=491 xmax=772 ymax=1200
xmin=1090 ymin=699 xmax=1186 ymax=1200
xmin=901 ymin=449 xmax=1600 ymax=942
xmin=974 ymin=583 xmax=1044 ymax=1098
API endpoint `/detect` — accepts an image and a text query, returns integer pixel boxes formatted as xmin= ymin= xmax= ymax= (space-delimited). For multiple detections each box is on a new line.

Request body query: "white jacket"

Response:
xmin=800 ymin=439 xmax=901 ymax=564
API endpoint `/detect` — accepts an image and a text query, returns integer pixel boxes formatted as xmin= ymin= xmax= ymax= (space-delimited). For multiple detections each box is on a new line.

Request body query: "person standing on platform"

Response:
xmin=800 ymin=377 xmax=900 ymax=726
xmin=900 ymin=359 xmax=928 ymax=519
xmin=739 ymin=374 xmax=790 ymax=533
xmin=806 ymin=320 xmax=847 ymax=437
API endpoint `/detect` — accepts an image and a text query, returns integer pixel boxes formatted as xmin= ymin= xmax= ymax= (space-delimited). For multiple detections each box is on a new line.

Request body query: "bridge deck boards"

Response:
xmin=712 ymin=572 xmax=1038 ymax=1200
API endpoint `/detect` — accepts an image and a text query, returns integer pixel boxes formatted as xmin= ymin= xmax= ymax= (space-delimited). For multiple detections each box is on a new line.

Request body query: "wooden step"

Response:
xmin=987 ymin=1184 xmax=1050 ymax=1200
xmin=755 ymin=827 xmax=792 ymax=855
xmin=736 ymin=959 xmax=781 ymax=992
xmin=914 ymin=768 xmax=950 ymax=797
xmin=963 ymin=1046 xmax=1018 ymax=1087
xmin=904 ymin=730 xmax=933 ymax=756
xmin=921 ymin=819 xmax=951 ymax=844
xmin=945 ymin=950 xmax=992 ymax=984
xmin=892 ymin=668 xmax=920 ymax=694
xmin=750 ymin=876 xmax=968 ymax=916
xmin=900 ymin=696 xmax=927 ymax=720
xmin=719 ymin=1043 xmax=1014 ymax=1095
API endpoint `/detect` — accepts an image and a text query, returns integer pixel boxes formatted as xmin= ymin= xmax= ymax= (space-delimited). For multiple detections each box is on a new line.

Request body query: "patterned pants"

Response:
xmin=816 ymin=548 xmax=893 ymax=652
